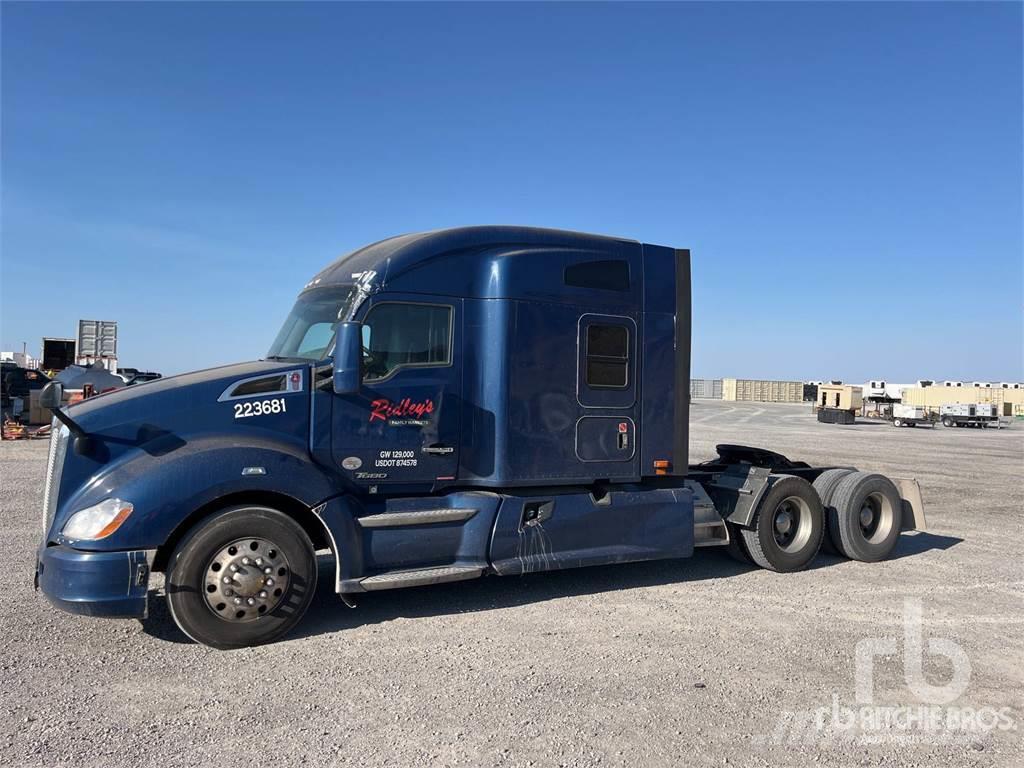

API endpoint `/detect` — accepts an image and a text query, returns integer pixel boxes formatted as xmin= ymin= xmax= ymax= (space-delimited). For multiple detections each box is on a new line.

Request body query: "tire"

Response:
xmin=740 ymin=475 xmax=824 ymax=572
xmin=724 ymin=521 xmax=753 ymax=565
xmin=812 ymin=468 xmax=856 ymax=555
xmin=829 ymin=472 xmax=902 ymax=562
xmin=166 ymin=505 xmax=318 ymax=650
xmin=893 ymin=419 xmax=902 ymax=427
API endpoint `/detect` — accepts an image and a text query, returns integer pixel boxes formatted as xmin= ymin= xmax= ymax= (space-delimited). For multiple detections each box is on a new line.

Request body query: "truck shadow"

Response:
xmin=888 ymin=530 xmax=962 ymax=559
xmin=140 ymin=531 xmax=962 ymax=645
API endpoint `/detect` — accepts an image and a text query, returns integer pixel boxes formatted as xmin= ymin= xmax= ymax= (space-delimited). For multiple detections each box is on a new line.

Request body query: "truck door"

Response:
xmin=332 ymin=297 xmax=461 ymax=489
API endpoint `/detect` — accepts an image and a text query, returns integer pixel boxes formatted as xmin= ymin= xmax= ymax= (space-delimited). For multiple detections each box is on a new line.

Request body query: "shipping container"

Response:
xmin=77 ymin=320 xmax=118 ymax=371
xmin=721 ymin=378 xmax=803 ymax=403
xmin=690 ymin=378 xmax=723 ymax=399
xmin=41 ymin=338 xmax=75 ymax=371
xmin=901 ymin=385 xmax=1024 ymax=413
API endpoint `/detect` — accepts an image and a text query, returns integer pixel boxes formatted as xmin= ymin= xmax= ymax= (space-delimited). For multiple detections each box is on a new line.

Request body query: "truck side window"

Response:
xmin=585 ymin=324 xmax=629 ymax=388
xmin=361 ymin=303 xmax=452 ymax=381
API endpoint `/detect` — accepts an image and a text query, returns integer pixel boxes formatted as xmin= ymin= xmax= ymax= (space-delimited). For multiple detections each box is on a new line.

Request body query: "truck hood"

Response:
xmin=68 ymin=359 xmax=307 ymax=435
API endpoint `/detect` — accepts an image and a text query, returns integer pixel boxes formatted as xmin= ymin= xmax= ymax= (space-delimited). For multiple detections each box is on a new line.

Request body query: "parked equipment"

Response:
xmin=1 ymin=365 xmax=49 ymax=407
xmin=54 ymin=362 xmax=126 ymax=394
xmin=940 ymin=403 xmax=998 ymax=428
xmin=817 ymin=408 xmax=856 ymax=425
xmin=817 ymin=384 xmax=863 ymax=413
xmin=815 ymin=384 xmax=862 ymax=425
xmin=892 ymin=404 xmax=936 ymax=428
xmin=34 ymin=226 xmax=927 ymax=649
xmin=117 ymin=368 xmax=163 ymax=386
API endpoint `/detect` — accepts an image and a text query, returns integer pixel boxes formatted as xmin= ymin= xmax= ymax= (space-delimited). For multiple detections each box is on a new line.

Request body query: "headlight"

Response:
xmin=61 ymin=499 xmax=134 ymax=541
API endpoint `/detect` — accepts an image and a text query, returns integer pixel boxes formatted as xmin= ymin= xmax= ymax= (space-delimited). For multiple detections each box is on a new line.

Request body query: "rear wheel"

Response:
xmin=724 ymin=521 xmax=753 ymax=565
xmin=812 ymin=468 xmax=855 ymax=555
xmin=740 ymin=476 xmax=824 ymax=572
xmin=829 ymin=472 xmax=902 ymax=562
xmin=166 ymin=505 xmax=318 ymax=649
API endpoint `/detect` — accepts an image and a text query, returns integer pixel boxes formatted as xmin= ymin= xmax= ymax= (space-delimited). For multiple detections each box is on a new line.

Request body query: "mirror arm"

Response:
xmin=51 ymin=407 xmax=87 ymax=439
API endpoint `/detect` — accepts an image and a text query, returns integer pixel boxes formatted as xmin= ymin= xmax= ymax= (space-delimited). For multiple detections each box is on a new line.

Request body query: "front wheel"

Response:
xmin=893 ymin=418 xmax=903 ymax=427
xmin=166 ymin=505 xmax=318 ymax=649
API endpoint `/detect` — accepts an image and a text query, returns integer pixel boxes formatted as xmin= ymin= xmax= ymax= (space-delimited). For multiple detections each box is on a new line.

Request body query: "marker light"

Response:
xmin=62 ymin=499 xmax=134 ymax=541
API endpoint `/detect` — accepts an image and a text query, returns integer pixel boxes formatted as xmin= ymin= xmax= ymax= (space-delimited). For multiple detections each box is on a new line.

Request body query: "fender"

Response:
xmin=53 ymin=433 xmax=342 ymax=551
xmin=312 ymin=495 xmax=364 ymax=592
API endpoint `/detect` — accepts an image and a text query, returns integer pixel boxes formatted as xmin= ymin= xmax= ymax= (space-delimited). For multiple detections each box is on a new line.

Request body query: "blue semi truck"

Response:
xmin=35 ymin=227 xmax=926 ymax=649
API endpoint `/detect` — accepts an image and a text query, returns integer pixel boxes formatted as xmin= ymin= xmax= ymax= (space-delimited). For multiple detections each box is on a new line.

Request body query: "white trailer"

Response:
xmin=891 ymin=404 xmax=935 ymax=428
xmin=940 ymin=403 xmax=998 ymax=428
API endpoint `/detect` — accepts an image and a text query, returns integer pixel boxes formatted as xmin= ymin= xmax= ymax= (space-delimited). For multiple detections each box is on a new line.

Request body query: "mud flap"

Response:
xmin=703 ymin=465 xmax=773 ymax=528
xmin=892 ymin=477 xmax=927 ymax=531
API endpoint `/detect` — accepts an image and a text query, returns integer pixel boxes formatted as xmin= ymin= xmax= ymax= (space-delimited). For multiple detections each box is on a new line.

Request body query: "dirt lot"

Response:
xmin=2 ymin=400 xmax=1021 ymax=767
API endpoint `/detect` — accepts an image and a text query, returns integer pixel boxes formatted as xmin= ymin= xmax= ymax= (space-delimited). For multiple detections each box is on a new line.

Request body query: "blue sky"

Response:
xmin=2 ymin=2 xmax=1021 ymax=381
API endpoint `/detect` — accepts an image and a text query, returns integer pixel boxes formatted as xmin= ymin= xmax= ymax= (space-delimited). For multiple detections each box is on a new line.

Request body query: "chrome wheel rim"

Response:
xmin=858 ymin=492 xmax=895 ymax=544
xmin=771 ymin=496 xmax=813 ymax=553
xmin=204 ymin=538 xmax=290 ymax=622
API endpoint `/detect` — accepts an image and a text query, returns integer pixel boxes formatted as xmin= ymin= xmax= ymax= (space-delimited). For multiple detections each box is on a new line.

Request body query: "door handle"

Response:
xmin=422 ymin=444 xmax=454 ymax=455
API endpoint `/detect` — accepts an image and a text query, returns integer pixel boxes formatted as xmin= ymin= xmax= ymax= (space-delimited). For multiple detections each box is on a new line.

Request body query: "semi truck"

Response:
xmin=35 ymin=227 xmax=926 ymax=649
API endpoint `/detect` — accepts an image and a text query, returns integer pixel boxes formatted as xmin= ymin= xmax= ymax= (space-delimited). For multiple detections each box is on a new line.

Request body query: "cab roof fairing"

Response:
xmin=298 ymin=226 xmax=643 ymax=300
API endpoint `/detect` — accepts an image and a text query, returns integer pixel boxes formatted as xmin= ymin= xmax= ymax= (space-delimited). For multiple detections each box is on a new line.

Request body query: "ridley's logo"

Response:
xmin=369 ymin=398 xmax=435 ymax=424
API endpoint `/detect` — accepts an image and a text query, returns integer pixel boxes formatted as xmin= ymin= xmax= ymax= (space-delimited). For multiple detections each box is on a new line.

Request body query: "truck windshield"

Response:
xmin=267 ymin=287 xmax=357 ymax=361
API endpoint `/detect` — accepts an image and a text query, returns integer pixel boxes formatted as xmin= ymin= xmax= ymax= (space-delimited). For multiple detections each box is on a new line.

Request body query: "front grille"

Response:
xmin=42 ymin=420 xmax=70 ymax=536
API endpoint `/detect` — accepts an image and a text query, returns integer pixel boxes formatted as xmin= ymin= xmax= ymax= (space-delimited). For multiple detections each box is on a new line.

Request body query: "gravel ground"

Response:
xmin=2 ymin=401 xmax=1021 ymax=767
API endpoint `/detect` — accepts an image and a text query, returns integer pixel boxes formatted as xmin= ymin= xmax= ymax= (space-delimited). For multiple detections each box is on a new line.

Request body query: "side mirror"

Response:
xmin=332 ymin=322 xmax=363 ymax=395
xmin=40 ymin=381 xmax=64 ymax=410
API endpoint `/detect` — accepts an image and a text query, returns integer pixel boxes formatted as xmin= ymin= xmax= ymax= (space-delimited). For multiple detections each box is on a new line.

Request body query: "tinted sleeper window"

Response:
xmin=585 ymin=323 xmax=629 ymax=388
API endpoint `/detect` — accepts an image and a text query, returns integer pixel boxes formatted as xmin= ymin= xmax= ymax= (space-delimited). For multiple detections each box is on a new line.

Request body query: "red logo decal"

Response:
xmin=618 ymin=422 xmax=628 ymax=433
xmin=369 ymin=397 xmax=435 ymax=423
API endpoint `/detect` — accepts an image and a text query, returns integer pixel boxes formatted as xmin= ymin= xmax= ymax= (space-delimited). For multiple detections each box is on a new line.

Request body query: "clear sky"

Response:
xmin=2 ymin=2 xmax=1021 ymax=381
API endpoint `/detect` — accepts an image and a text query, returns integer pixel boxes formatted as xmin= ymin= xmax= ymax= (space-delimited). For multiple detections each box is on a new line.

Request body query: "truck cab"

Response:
xmin=36 ymin=226 xmax=924 ymax=649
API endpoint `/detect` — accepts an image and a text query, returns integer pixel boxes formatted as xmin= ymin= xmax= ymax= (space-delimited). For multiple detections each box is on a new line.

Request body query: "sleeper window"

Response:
xmin=585 ymin=324 xmax=629 ymax=389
